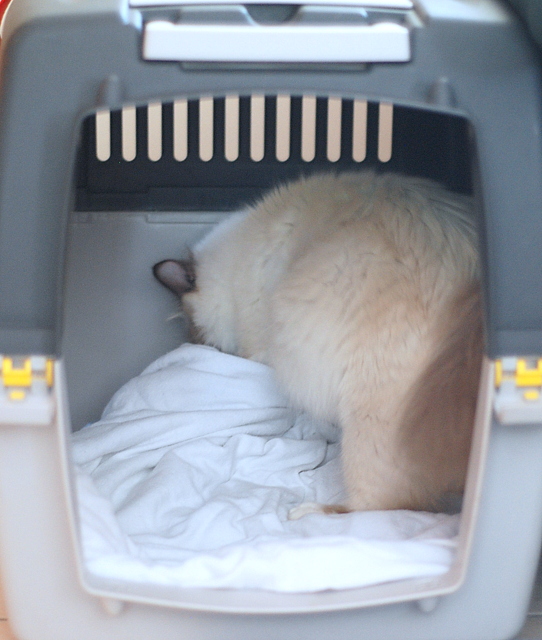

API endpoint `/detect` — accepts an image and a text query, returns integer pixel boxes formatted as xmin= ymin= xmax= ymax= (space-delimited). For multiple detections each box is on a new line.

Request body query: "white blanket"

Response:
xmin=72 ymin=344 xmax=459 ymax=593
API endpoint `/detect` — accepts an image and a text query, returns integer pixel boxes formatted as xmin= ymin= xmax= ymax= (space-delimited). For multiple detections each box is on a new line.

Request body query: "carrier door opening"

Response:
xmin=64 ymin=94 xmax=487 ymax=611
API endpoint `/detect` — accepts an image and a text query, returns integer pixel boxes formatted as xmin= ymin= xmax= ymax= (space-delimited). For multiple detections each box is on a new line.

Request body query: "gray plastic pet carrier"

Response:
xmin=1 ymin=0 xmax=542 ymax=639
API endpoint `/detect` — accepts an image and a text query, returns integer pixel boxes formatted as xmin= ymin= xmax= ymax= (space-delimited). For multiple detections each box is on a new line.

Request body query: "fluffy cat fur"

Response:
xmin=154 ymin=171 xmax=483 ymax=512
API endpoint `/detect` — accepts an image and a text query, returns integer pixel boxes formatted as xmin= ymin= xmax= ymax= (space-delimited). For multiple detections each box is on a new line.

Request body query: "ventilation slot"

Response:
xmin=75 ymin=95 xmax=471 ymax=212
xmin=91 ymin=95 xmax=388 ymax=166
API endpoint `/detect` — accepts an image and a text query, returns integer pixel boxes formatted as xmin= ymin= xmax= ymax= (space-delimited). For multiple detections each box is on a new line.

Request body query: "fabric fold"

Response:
xmin=72 ymin=344 xmax=459 ymax=593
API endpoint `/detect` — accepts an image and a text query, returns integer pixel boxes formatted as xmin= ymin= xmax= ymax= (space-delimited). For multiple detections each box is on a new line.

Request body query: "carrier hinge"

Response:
xmin=494 ymin=357 xmax=542 ymax=424
xmin=0 ymin=356 xmax=55 ymax=425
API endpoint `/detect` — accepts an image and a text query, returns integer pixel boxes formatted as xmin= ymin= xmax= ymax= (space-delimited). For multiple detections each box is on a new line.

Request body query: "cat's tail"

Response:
xmin=399 ymin=282 xmax=484 ymax=510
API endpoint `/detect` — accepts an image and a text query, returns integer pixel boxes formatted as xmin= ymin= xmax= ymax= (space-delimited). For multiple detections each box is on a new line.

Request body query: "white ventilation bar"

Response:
xmin=94 ymin=97 xmax=393 ymax=164
xmin=173 ymin=100 xmax=188 ymax=162
xmin=95 ymin=109 xmax=111 ymax=162
xmin=122 ymin=106 xmax=137 ymax=162
xmin=199 ymin=97 xmax=214 ymax=162
xmin=250 ymin=95 xmax=265 ymax=162
xmin=147 ymin=102 xmax=163 ymax=162
xmin=224 ymin=96 xmax=240 ymax=162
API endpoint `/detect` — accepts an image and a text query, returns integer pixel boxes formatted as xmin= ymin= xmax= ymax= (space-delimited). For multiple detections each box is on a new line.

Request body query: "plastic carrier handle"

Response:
xmin=142 ymin=21 xmax=410 ymax=63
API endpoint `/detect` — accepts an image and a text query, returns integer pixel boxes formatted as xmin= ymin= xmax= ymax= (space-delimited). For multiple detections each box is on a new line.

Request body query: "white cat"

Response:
xmin=154 ymin=171 xmax=483 ymax=512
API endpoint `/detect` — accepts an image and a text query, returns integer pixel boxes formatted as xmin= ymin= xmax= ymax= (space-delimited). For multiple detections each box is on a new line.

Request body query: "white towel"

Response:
xmin=72 ymin=344 xmax=459 ymax=593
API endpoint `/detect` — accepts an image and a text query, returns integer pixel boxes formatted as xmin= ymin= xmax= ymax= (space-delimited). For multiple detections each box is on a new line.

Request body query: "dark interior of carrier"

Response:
xmin=65 ymin=94 xmax=474 ymax=430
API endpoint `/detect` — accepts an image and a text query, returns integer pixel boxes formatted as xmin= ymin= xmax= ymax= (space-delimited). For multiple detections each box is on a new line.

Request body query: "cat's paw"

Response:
xmin=288 ymin=502 xmax=351 ymax=520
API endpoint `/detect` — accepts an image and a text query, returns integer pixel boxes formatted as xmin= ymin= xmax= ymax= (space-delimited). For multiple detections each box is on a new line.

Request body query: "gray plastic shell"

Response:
xmin=0 ymin=1 xmax=541 ymax=358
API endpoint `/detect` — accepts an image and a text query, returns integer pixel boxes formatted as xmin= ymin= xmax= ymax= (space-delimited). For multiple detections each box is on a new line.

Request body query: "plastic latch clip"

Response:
xmin=0 ymin=356 xmax=55 ymax=426
xmin=494 ymin=357 xmax=542 ymax=424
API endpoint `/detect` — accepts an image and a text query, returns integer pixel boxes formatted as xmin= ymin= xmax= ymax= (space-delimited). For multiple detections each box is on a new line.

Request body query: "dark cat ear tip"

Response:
xmin=152 ymin=260 xmax=169 ymax=278
xmin=153 ymin=258 xmax=197 ymax=295
xmin=153 ymin=259 xmax=181 ymax=278
xmin=153 ymin=259 xmax=174 ymax=271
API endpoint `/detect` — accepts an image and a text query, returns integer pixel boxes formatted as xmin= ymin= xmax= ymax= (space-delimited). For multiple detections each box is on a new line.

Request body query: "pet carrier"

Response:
xmin=1 ymin=0 xmax=542 ymax=639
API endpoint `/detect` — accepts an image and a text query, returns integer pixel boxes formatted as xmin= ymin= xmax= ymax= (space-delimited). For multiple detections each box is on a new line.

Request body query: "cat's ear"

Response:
xmin=153 ymin=258 xmax=197 ymax=296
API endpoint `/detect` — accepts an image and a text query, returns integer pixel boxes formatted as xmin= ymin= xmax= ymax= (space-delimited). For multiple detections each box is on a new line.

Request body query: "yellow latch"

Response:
xmin=516 ymin=359 xmax=542 ymax=387
xmin=2 ymin=357 xmax=32 ymax=387
xmin=45 ymin=359 xmax=54 ymax=387
xmin=494 ymin=357 xmax=542 ymax=424
xmin=1 ymin=357 xmax=54 ymax=388
xmin=495 ymin=358 xmax=542 ymax=388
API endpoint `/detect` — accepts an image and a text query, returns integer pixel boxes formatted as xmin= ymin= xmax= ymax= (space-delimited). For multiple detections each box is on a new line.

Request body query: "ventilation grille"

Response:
xmin=75 ymin=94 xmax=472 ymax=211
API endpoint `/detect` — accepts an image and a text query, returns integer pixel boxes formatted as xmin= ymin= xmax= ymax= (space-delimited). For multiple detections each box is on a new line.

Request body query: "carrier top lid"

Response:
xmin=143 ymin=20 xmax=410 ymax=63
xmin=130 ymin=0 xmax=413 ymax=7
xmin=140 ymin=1 xmax=412 ymax=63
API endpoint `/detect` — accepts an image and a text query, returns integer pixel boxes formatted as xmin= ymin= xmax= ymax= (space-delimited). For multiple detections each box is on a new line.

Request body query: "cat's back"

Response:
xmin=252 ymin=171 xmax=475 ymax=250
xmin=250 ymin=171 xmax=477 ymax=290
xmin=250 ymin=171 xmax=383 ymax=250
